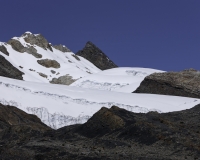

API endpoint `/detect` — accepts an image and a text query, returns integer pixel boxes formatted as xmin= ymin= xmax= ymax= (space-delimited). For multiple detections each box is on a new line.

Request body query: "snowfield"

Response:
xmin=0 ymin=76 xmax=199 ymax=129
xmin=71 ymin=67 xmax=164 ymax=92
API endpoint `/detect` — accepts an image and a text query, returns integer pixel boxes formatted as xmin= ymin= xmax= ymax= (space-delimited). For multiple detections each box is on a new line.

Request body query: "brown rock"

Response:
xmin=23 ymin=32 xmax=53 ymax=51
xmin=50 ymin=74 xmax=76 ymax=85
xmin=37 ymin=59 xmax=60 ymax=68
xmin=134 ymin=69 xmax=200 ymax=98
xmin=53 ymin=44 xmax=71 ymax=52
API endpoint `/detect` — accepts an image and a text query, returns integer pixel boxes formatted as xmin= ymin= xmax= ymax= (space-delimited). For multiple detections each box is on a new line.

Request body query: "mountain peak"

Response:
xmin=76 ymin=41 xmax=118 ymax=70
xmin=85 ymin=41 xmax=95 ymax=47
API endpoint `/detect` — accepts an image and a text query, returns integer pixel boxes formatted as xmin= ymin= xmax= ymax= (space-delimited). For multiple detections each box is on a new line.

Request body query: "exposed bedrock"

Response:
xmin=37 ymin=59 xmax=60 ymax=68
xmin=0 ymin=45 xmax=9 ymax=56
xmin=53 ymin=44 xmax=71 ymax=52
xmin=50 ymin=74 xmax=77 ymax=85
xmin=0 ymin=55 xmax=24 ymax=80
xmin=7 ymin=39 xmax=42 ymax=58
xmin=134 ymin=68 xmax=200 ymax=98
xmin=7 ymin=39 xmax=25 ymax=53
xmin=38 ymin=72 xmax=48 ymax=78
xmin=76 ymin=41 xmax=118 ymax=70
xmin=23 ymin=32 xmax=53 ymax=51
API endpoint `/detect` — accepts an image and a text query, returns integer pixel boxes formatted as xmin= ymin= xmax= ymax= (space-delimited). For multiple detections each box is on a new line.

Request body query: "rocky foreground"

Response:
xmin=0 ymin=103 xmax=200 ymax=160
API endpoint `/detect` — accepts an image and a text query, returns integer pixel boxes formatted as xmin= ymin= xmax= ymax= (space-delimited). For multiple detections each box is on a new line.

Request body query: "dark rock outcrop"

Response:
xmin=37 ymin=59 xmax=60 ymax=68
xmin=51 ymin=70 xmax=56 ymax=74
xmin=72 ymin=54 xmax=80 ymax=61
xmin=76 ymin=41 xmax=118 ymax=70
xmin=0 ymin=103 xmax=51 ymax=159
xmin=134 ymin=69 xmax=200 ymax=98
xmin=0 ymin=55 xmax=24 ymax=80
xmin=38 ymin=72 xmax=48 ymax=78
xmin=0 ymin=45 xmax=9 ymax=56
xmin=50 ymin=74 xmax=77 ymax=85
xmin=0 ymin=103 xmax=50 ymax=132
xmin=1 ymin=103 xmax=200 ymax=159
xmin=53 ymin=44 xmax=71 ymax=52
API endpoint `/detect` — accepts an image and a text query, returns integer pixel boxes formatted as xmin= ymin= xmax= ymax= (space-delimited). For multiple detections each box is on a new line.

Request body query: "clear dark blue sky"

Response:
xmin=0 ymin=0 xmax=200 ymax=71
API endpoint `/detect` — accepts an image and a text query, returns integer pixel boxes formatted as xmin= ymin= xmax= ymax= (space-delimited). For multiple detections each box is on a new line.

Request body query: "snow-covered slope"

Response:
xmin=0 ymin=32 xmax=100 ymax=83
xmin=71 ymin=67 xmax=164 ymax=92
xmin=0 ymin=76 xmax=199 ymax=129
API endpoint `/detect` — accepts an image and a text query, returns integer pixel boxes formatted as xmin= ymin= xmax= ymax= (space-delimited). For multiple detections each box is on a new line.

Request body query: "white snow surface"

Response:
xmin=71 ymin=67 xmax=165 ymax=92
xmin=0 ymin=76 xmax=199 ymax=129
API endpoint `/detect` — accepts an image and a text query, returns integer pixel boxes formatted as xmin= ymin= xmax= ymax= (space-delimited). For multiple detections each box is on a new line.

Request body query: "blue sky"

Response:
xmin=0 ymin=0 xmax=200 ymax=71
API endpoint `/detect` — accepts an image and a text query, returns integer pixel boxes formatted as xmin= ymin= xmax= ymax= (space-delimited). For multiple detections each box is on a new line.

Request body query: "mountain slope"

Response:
xmin=76 ymin=41 xmax=118 ymax=70
xmin=0 ymin=32 xmax=101 ymax=84
xmin=0 ymin=76 xmax=199 ymax=129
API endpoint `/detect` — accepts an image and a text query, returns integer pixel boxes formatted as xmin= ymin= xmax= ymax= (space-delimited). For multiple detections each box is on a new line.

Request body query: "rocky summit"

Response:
xmin=134 ymin=68 xmax=200 ymax=98
xmin=76 ymin=41 xmax=118 ymax=70
xmin=0 ymin=103 xmax=200 ymax=159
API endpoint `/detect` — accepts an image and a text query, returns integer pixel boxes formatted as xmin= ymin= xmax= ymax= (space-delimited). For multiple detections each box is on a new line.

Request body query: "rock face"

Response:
xmin=1 ymin=103 xmax=200 ymax=159
xmin=25 ymin=45 xmax=42 ymax=58
xmin=23 ymin=32 xmax=53 ymax=51
xmin=53 ymin=44 xmax=71 ymax=52
xmin=7 ymin=39 xmax=42 ymax=58
xmin=0 ymin=103 xmax=50 ymax=132
xmin=50 ymin=74 xmax=77 ymax=85
xmin=0 ymin=45 xmax=9 ymax=56
xmin=0 ymin=103 xmax=51 ymax=159
xmin=7 ymin=39 xmax=25 ymax=53
xmin=77 ymin=106 xmax=125 ymax=138
xmin=7 ymin=32 xmax=55 ymax=58
xmin=0 ymin=55 xmax=24 ymax=80
xmin=76 ymin=41 xmax=118 ymax=70
xmin=37 ymin=59 xmax=60 ymax=68
xmin=134 ymin=69 xmax=200 ymax=98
